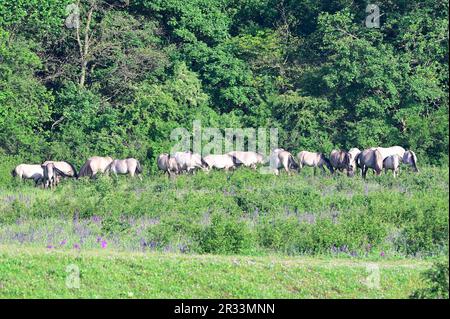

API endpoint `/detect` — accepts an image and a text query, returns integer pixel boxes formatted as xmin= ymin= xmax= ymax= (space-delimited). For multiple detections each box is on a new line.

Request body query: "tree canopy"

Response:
xmin=0 ymin=0 xmax=448 ymax=168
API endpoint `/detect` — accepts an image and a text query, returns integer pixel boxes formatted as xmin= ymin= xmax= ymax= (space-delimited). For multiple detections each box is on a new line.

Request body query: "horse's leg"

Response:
xmin=362 ymin=166 xmax=368 ymax=179
xmin=284 ymin=163 xmax=290 ymax=175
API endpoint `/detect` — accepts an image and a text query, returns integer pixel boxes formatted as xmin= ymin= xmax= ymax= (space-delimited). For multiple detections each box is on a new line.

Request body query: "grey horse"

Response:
xmin=297 ymin=151 xmax=334 ymax=175
xmin=330 ymin=150 xmax=351 ymax=176
xmin=359 ymin=148 xmax=383 ymax=179
xmin=402 ymin=150 xmax=419 ymax=172
xmin=383 ymin=155 xmax=401 ymax=178
xmin=157 ymin=153 xmax=180 ymax=177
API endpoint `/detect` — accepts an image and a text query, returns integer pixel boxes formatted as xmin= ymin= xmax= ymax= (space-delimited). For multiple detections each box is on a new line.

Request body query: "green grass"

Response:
xmin=0 ymin=245 xmax=431 ymax=299
xmin=0 ymin=164 xmax=447 ymax=298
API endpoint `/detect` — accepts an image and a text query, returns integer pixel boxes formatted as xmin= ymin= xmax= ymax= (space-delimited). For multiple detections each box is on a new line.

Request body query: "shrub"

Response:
xmin=199 ymin=212 xmax=254 ymax=254
xmin=410 ymin=260 xmax=449 ymax=299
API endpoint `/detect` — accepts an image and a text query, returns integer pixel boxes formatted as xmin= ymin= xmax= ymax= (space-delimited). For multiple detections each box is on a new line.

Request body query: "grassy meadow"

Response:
xmin=0 ymin=163 xmax=448 ymax=298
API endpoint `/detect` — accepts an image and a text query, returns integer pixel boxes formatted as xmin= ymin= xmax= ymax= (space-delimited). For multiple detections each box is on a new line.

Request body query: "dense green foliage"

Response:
xmin=410 ymin=259 xmax=449 ymax=299
xmin=1 ymin=167 xmax=448 ymax=257
xmin=0 ymin=0 xmax=448 ymax=168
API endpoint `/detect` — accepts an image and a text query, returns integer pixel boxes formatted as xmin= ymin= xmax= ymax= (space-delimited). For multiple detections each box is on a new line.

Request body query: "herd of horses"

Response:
xmin=10 ymin=145 xmax=418 ymax=189
xmin=157 ymin=146 xmax=418 ymax=178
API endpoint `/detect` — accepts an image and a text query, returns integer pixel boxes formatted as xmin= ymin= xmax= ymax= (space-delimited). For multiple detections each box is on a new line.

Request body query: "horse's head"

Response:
xmin=344 ymin=152 xmax=355 ymax=177
xmin=403 ymin=150 xmax=419 ymax=172
xmin=321 ymin=154 xmax=334 ymax=173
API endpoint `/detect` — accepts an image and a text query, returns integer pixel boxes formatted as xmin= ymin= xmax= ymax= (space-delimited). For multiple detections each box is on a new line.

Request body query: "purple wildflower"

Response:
xmin=91 ymin=215 xmax=101 ymax=223
xmin=60 ymin=239 xmax=67 ymax=246
xmin=47 ymin=245 xmax=54 ymax=249
xmin=73 ymin=243 xmax=81 ymax=250
xmin=100 ymin=239 xmax=107 ymax=249
xmin=380 ymin=251 xmax=385 ymax=257
xmin=140 ymin=238 xmax=147 ymax=251
xmin=96 ymin=236 xmax=102 ymax=243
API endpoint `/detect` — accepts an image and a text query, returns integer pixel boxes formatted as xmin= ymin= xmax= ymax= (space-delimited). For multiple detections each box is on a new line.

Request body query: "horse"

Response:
xmin=227 ymin=151 xmax=265 ymax=169
xmin=78 ymin=156 xmax=113 ymax=178
xmin=41 ymin=162 xmax=68 ymax=189
xmin=42 ymin=160 xmax=78 ymax=178
xmin=347 ymin=148 xmax=361 ymax=176
xmin=359 ymin=148 xmax=383 ymax=179
xmin=270 ymin=148 xmax=298 ymax=175
xmin=106 ymin=158 xmax=142 ymax=179
xmin=11 ymin=164 xmax=44 ymax=186
xmin=372 ymin=146 xmax=406 ymax=161
xmin=202 ymin=154 xmax=236 ymax=171
xmin=173 ymin=151 xmax=206 ymax=174
xmin=383 ymin=155 xmax=401 ymax=178
xmin=157 ymin=153 xmax=180 ymax=177
xmin=330 ymin=150 xmax=351 ymax=175
xmin=402 ymin=150 xmax=419 ymax=172
xmin=297 ymin=151 xmax=334 ymax=175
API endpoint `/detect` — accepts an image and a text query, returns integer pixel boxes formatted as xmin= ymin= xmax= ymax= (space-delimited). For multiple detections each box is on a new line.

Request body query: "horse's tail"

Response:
xmin=288 ymin=154 xmax=299 ymax=170
xmin=66 ymin=162 xmax=78 ymax=178
xmin=136 ymin=160 xmax=143 ymax=174
xmin=201 ymin=157 xmax=208 ymax=168
xmin=11 ymin=168 xmax=16 ymax=178
xmin=355 ymin=152 xmax=363 ymax=169
xmin=104 ymin=161 xmax=114 ymax=174
xmin=374 ymin=149 xmax=383 ymax=173
xmin=54 ymin=167 xmax=70 ymax=178
xmin=229 ymin=154 xmax=240 ymax=167
xmin=78 ymin=161 xmax=91 ymax=178
xmin=410 ymin=151 xmax=418 ymax=172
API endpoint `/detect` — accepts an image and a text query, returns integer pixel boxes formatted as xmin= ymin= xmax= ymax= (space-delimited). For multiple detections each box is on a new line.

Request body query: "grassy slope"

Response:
xmin=0 ymin=246 xmax=430 ymax=299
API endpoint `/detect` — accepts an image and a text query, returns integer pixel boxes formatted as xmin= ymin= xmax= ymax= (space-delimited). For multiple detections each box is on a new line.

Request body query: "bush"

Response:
xmin=410 ymin=260 xmax=449 ymax=299
xmin=199 ymin=212 xmax=254 ymax=254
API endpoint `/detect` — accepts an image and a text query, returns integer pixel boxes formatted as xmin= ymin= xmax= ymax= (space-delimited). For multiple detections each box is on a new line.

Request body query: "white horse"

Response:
xmin=203 ymin=154 xmax=236 ymax=171
xmin=78 ymin=156 xmax=113 ymax=178
xmin=41 ymin=162 xmax=68 ymax=189
xmin=270 ymin=148 xmax=298 ymax=175
xmin=173 ymin=151 xmax=205 ymax=174
xmin=42 ymin=161 xmax=78 ymax=178
xmin=347 ymin=148 xmax=361 ymax=176
xmin=371 ymin=146 xmax=418 ymax=172
xmin=371 ymin=146 xmax=406 ymax=161
xmin=106 ymin=158 xmax=142 ymax=179
xmin=227 ymin=151 xmax=265 ymax=169
xmin=11 ymin=164 xmax=44 ymax=185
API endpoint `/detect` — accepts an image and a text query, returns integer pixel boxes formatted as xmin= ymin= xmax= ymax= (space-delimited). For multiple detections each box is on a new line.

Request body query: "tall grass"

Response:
xmin=0 ymin=161 xmax=448 ymax=258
